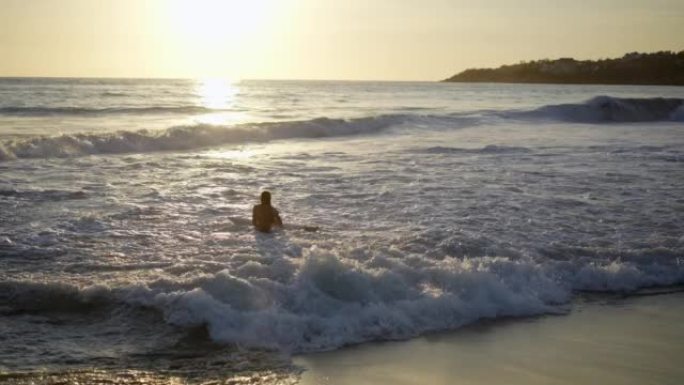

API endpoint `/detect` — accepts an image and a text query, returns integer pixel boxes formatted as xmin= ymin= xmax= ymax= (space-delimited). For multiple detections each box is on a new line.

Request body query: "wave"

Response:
xmin=2 ymin=247 xmax=682 ymax=352
xmin=0 ymin=105 xmax=220 ymax=117
xmin=510 ymin=96 xmax=684 ymax=123
xmin=100 ymin=91 xmax=129 ymax=97
xmin=0 ymin=187 xmax=88 ymax=201
xmin=1 ymin=96 xmax=682 ymax=162
xmin=0 ymin=114 xmax=419 ymax=161
xmin=0 ymin=280 xmax=114 ymax=314
xmin=419 ymin=145 xmax=532 ymax=155
xmin=1 ymin=96 xmax=681 ymax=123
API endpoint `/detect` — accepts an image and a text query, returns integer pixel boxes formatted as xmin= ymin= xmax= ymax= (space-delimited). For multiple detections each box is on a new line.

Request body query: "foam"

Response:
xmin=4 ymin=247 xmax=681 ymax=352
xmin=0 ymin=143 xmax=14 ymax=161
xmin=133 ymin=253 xmax=684 ymax=352
xmin=158 ymin=246 xmax=684 ymax=346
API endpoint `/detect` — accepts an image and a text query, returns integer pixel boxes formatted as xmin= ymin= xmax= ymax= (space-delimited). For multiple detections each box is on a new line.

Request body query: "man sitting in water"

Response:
xmin=252 ymin=191 xmax=283 ymax=233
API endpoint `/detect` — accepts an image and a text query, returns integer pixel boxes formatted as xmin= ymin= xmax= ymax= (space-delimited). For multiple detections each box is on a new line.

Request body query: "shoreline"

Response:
xmin=295 ymin=290 xmax=684 ymax=385
xmin=1 ymin=290 xmax=683 ymax=384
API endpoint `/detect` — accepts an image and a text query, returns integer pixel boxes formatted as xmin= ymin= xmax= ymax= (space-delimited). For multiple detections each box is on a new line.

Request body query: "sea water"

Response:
xmin=1 ymin=78 xmax=683 ymax=380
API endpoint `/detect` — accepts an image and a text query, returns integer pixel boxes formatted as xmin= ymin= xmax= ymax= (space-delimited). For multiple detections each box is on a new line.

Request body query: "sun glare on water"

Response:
xmin=198 ymin=78 xmax=237 ymax=110
xmin=195 ymin=78 xmax=247 ymax=125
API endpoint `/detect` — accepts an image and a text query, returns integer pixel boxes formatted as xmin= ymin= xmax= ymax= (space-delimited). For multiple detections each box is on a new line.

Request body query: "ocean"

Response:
xmin=1 ymin=78 xmax=683 ymax=383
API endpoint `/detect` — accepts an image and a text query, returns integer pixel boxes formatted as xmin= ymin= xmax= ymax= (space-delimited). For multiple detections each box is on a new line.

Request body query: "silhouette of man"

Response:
xmin=252 ymin=191 xmax=282 ymax=233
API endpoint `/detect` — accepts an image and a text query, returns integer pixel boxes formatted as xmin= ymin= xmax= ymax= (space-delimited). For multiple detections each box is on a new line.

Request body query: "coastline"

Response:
xmin=442 ymin=79 xmax=684 ymax=86
xmin=295 ymin=290 xmax=684 ymax=385
xmin=442 ymin=51 xmax=684 ymax=86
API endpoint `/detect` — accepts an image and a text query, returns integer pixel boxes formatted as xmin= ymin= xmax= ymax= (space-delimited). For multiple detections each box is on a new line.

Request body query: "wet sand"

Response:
xmin=295 ymin=291 xmax=684 ymax=385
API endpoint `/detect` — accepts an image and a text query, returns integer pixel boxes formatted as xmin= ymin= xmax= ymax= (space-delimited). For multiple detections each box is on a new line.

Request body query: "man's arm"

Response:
xmin=273 ymin=208 xmax=283 ymax=227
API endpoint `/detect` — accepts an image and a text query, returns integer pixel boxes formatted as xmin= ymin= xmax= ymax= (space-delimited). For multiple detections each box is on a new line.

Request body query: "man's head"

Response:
xmin=260 ymin=191 xmax=271 ymax=205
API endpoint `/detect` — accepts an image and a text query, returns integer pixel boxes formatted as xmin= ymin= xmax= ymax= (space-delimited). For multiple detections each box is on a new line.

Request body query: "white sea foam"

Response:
xmin=3 ymin=247 xmax=682 ymax=352
xmin=145 ymin=255 xmax=684 ymax=351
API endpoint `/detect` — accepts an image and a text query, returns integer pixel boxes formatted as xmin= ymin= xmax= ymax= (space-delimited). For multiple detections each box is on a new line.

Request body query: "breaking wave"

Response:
xmin=2 ymin=247 xmax=682 ymax=352
xmin=0 ymin=280 xmax=114 ymax=314
xmin=0 ymin=115 xmax=413 ymax=161
xmin=1 ymin=96 xmax=682 ymax=162
xmin=511 ymin=96 xmax=684 ymax=123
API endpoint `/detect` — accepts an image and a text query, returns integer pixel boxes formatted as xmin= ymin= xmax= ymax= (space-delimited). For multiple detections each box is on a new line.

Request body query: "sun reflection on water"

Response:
xmin=195 ymin=78 xmax=245 ymax=125
xmin=197 ymin=78 xmax=236 ymax=109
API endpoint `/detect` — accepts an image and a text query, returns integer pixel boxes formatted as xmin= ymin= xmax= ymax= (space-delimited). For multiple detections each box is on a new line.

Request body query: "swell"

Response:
xmin=2 ymin=96 xmax=681 ymax=122
xmin=0 ymin=280 xmax=115 ymax=314
xmin=1 ymin=96 xmax=682 ymax=162
xmin=0 ymin=105 xmax=220 ymax=117
xmin=419 ymin=145 xmax=532 ymax=155
xmin=0 ymin=187 xmax=88 ymax=201
xmin=0 ymin=114 xmax=421 ymax=161
xmin=509 ymin=96 xmax=684 ymax=123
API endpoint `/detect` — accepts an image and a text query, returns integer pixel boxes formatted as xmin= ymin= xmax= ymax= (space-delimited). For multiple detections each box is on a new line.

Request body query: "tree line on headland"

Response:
xmin=443 ymin=51 xmax=684 ymax=85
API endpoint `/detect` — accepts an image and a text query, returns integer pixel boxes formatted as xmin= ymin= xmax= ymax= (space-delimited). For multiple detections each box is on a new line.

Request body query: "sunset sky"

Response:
xmin=1 ymin=0 xmax=682 ymax=80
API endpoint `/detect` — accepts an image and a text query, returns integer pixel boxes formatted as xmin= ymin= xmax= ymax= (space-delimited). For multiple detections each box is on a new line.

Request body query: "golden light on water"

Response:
xmin=195 ymin=78 xmax=246 ymax=125
xmin=197 ymin=78 xmax=237 ymax=110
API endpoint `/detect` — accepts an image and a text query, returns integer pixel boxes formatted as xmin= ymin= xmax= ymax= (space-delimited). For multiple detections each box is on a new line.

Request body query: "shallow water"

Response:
xmin=1 ymin=79 xmax=683 ymax=378
xmin=297 ymin=291 xmax=684 ymax=385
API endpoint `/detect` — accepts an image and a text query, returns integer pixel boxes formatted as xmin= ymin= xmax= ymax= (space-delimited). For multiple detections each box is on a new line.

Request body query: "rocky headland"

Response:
xmin=444 ymin=51 xmax=684 ymax=85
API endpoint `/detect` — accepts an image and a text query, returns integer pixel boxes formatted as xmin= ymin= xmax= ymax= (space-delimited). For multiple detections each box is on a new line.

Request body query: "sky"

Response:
xmin=0 ymin=0 xmax=682 ymax=80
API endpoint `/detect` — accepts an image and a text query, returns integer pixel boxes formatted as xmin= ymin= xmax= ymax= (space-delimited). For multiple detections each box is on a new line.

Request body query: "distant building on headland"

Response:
xmin=443 ymin=51 xmax=684 ymax=85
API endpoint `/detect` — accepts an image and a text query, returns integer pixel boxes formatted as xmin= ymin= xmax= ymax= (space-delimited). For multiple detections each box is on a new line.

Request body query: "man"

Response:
xmin=252 ymin=191 xmax=283 ymax=233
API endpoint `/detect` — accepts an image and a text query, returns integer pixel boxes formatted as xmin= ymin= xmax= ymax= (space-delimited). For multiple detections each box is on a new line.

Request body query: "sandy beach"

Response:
xmin=296 ymin=291 xmax=684 ymax=385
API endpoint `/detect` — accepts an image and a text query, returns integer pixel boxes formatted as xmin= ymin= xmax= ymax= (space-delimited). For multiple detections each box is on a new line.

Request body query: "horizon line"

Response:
xmin=0 ymin=75 xmax=442 ymax=83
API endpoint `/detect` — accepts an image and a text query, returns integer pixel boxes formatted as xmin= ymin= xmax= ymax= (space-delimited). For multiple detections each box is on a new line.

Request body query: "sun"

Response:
xmin=166 ymin=0 xmax=274 ymax=50
xmin=162 ymin=0 xmax=282 ymax=77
